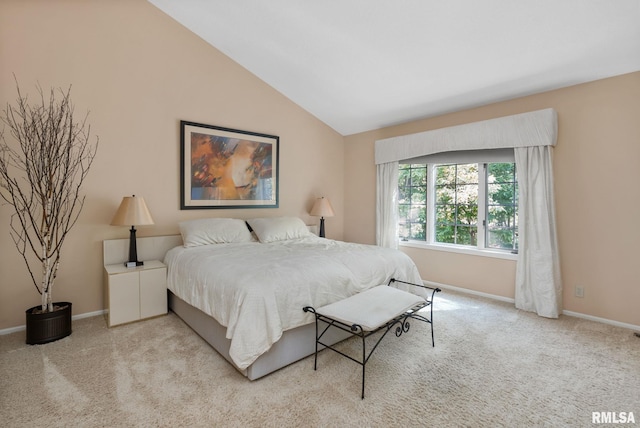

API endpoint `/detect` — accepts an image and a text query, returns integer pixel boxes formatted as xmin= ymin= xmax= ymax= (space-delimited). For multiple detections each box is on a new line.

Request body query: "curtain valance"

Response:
xmin=375 ymin=108 xmax=557 ymax=165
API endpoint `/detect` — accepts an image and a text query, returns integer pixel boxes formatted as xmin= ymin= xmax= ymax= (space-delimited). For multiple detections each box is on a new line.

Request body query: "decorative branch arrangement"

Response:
xmin=0 ymin=81 xmax=98 ymax=313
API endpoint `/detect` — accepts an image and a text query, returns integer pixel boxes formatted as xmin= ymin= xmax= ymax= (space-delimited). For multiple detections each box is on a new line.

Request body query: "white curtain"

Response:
xmin=514 ymin=146 xmax=562 ymax=318
xmin=376 ymin=161 xmax=399 ymax=248
xmin=374 ymin=108 xmax=561 ymax=318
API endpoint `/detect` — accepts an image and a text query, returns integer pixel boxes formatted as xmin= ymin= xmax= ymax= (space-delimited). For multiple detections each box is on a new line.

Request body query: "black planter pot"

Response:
xmin=25 ymin=302 xmax=72 ymax=345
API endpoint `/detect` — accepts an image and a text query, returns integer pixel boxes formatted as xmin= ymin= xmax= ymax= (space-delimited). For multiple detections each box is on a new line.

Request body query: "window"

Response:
xmin=399 ymin=162 xmax=518 ymax=253
xmin=435 ymin=163 xmax=478 ymax=246
xmin=398 ymin=164 xmax=426 ymax=240
xmin=486 ymin=163 xmax=518 ymax=251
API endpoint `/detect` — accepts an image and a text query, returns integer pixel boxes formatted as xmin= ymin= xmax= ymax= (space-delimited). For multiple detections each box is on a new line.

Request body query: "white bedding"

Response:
xmin=164 ymin=236 xmax=422 ymax=370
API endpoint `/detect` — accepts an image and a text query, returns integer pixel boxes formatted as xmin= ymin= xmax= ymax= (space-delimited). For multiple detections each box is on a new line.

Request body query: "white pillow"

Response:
xmin=246 ymin=217 xmax=311 ymax=243
xmin=179 ymin=218 xmax=253 ymax=247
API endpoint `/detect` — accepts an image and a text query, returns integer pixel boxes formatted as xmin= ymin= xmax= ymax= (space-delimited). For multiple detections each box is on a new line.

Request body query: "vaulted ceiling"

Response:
xmin=148 ymin=1 xmax=640 ymax=135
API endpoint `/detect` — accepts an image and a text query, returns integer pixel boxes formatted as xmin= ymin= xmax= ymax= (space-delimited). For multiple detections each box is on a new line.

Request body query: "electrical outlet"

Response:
xmin=575 ymin=285 xmax=584 ymax=298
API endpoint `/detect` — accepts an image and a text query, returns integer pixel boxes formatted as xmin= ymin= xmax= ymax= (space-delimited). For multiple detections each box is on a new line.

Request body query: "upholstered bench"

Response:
xmin=303 ymin=278 xmax=440 ymax=398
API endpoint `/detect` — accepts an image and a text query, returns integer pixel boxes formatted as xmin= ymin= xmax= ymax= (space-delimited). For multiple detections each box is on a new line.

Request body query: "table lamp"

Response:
xmin=111 ymin=195 xmax=154 ymax=267
xmin=310 ymin=197 xmax=335 ymax=238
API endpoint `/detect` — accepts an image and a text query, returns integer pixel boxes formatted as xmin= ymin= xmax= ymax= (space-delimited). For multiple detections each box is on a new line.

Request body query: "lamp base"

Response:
xmin=125 ymin=261 xmax=144 ymax=268
xmin=125 ymin=226 xmax=143 ymax=268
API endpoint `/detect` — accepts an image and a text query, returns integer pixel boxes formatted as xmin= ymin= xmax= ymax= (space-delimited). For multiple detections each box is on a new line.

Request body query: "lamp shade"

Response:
xmin=310 ymin=197 xmax=335 ymax=218
xmin=110 ymin=195 xmax=154 ymax=226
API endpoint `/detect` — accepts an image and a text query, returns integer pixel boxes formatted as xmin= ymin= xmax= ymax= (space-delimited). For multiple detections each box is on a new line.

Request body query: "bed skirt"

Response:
xmin=168 ymin=291 xmax=352 ymax=380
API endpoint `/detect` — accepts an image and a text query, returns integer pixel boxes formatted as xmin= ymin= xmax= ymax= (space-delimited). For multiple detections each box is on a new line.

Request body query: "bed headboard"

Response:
xmin=103 ymin=224 xmax=318 ymax=265
xmin=103 ymin=235 xmax=183 ymax=265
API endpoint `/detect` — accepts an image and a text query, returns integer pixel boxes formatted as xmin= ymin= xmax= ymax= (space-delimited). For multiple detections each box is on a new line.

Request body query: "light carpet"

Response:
xmin=1 ymin=290 xmax=638 ymax=427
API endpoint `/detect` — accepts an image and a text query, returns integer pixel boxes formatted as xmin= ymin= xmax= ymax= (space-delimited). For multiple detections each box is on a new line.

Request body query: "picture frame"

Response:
xmin=180 ymin=120 xmax=279 ymax=209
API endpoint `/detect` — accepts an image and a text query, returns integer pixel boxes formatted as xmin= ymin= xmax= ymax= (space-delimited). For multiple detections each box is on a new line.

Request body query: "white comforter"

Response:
xmin=164 ymin=236 xmax=422 ymax=370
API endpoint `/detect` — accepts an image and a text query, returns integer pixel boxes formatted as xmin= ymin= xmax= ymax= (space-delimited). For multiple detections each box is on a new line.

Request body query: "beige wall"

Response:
xmin=345 ymin=71 xmax=640 ymax=327
xmin=0 ymin=0 xmax=344 ymax=329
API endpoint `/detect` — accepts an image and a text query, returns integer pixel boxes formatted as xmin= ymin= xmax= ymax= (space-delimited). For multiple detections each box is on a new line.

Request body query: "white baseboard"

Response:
xmin=425 ymin=280 xmax=640 ymax=332
xmin=0 ymin=309 xmax=106 ymax=336
xmin=424 ymin=280 xmax=516 ymax=304
xmin=562 ymin=310 xmax=640 ymax=332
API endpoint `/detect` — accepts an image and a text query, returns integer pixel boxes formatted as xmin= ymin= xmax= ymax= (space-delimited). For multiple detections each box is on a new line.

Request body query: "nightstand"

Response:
xmin=104 ymin=260 xmax=167 ymax=327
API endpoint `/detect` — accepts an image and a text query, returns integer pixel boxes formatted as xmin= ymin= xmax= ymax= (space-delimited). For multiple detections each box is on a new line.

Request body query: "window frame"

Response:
xmin=398 ymin=161 xmax=518 ymax=260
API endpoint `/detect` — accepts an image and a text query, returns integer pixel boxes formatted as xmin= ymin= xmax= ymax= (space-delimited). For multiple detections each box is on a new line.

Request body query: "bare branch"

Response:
xmin=0 ymin=78 xmax=98 ymax=311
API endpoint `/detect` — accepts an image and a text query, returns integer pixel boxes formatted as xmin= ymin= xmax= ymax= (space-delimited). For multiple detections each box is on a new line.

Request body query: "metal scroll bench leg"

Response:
xmin=303 ymin=278 xmax=441 ymax=399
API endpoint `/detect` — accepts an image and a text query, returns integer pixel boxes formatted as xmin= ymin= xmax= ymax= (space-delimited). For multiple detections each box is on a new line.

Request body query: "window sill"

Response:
xmin=399 ymin=240 xmax=518 ymax=261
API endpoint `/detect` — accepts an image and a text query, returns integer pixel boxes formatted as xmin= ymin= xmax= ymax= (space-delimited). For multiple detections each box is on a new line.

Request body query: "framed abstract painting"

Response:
xmin=180 ymin=120 xmax=279 ymax=209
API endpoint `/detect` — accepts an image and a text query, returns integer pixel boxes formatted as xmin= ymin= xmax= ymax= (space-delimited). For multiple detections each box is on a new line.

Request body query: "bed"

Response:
xmin=106 ymin=216 xmax=423 ymax=380
xmin=161 ymin=216 xmax=423 ymax=379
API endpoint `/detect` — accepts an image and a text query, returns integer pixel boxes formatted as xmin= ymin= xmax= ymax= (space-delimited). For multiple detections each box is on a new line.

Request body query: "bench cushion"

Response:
xmin=316 ymin=285 xmax=425 ymax=331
